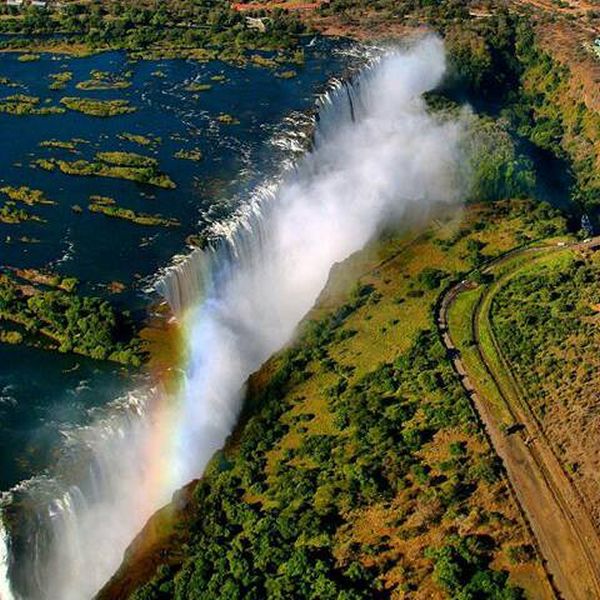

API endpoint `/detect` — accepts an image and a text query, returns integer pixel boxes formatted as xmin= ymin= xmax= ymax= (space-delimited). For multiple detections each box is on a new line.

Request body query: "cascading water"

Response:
xmin=0 ymin=36 xmax=469 ymax=600
xmin=0 ymin=515 xmax=13 ymax=600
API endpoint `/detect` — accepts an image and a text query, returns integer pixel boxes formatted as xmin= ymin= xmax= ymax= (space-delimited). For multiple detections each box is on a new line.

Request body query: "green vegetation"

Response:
xmin=184 ymin=82 xmax=212 ymax=93
xmin=250 ymin=53 xmax=278 ymax=68
xmin=89 ymin=195 xmax=180 ymax=227
xmin=0 ymin=273 xmax=144 ymax=365
xmin=39 ymin=139 xmax=77 ymax=151
xmin=0 ymin=1 xmax=308 ymax=60
xmin=275 ymin=69 xmax=297 ymax=79
xmin=0 ymin=94 xmax=65 ymax=115
xmin=510 ymin=29 xmax=600 ymax=211
xmin=119 ymin=132 xmax=161 ymax=147
xmin=447 ymin=285 xmax=494 ymax=397
xmin=17 ymin=53 xmax=40 ymax=62
xmin=489 ymin=249 xmax=600 ymax=518
xmin=492 ymin=253 xmax=599 ymax=412
xmin=216 ymin=113 xmax=239 ymax=125
xmin=6 ymin=267 xmax=78 ymax=292
xmin=428 ymin=94 xmax=549 ymax=205
xmin=0 ymin=203 xmax=43 ymax=224
xmin=39 ymin=138 xmax=90 ymax=151
xmin=0 ymin=185 xmax=55 ymax=206
xmin=314 ymin=1 xmax=600 ymax=215
xmin=48 ymin=71 xmax=73 ymax=90
xmin=60 ymin=96 xmax=136 ymax=117
xmin=0 ymin=329 xmax=23 ymax=345
xmin=439 ymin=10 xmax=599 ymax=213
xmin=76 ymin=69 xmax=132 ymax=90
xmin=174 ymin=148 xmax=203 ymax=162
xmin=0 ymin=76 xmax=21 ymax=88
xmin=95 ymin=151 xmax=156 ymax=168
xmin=127 ymin=315 xmax=523 ymax=598
xmin=1 ymin=3 xmax=597 ymax=596
xmin=464 ymin=116 xmax=536 ymax=202
xmin=101 ymin=200 xmax=566 ymax=600
xmin=34 ymin=151 xmax=176 ymax=189
xmin=0 ymin=185 xmax=56 ymax=224
xmin=427 ymin=534 xmax=523 ymax=599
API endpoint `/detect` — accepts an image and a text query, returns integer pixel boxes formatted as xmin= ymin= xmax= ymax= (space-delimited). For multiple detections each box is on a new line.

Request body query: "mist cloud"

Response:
xmin=174 ymin=34 xmax=468 ymax=482
xmin=4 ymin=35 xmax=470 ymax=600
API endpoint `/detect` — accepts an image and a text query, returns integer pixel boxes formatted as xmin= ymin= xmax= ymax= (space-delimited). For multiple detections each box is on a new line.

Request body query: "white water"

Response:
xmin=166 ymin=36 xmax=468 ymax=489
xmin=0 ymin=513 xmax=13 ymax=600
xmin=0 ymin=36 xmax=469 ymax=599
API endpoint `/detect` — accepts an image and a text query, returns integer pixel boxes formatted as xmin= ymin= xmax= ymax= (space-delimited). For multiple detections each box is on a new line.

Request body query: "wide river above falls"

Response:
xmin=0 ymin=39 xmax=352 ymax=493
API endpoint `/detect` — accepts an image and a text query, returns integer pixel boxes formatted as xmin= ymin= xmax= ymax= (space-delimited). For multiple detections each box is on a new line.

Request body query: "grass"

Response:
xmin=0 ymin=185 xmax=55 ymax=206
xmin=216 ymin=113 xmax=240 ymax=125
xmin=477 ymin=249 xmax=570 ymax=409
xmin=484 ymin=247 xmax=600 ymax=526
xmin=17 ymin=53 xmax=40 ymax=62
xmin=447 ymin=246 xmax=573 ymax=430
xmin=60 ymin=97 xmax=136 ymax=117
xmin=48 ymin=71 xmax=73 ymax=91
xmin=185 ymin=82 xmax=212 ymax=92
xmin=119 ymin=133 xmax=161 ymax=147
xmin=75 ymin=70 xmax=131 ymax=91
xmin=0 ymin=94 xmax=65 ymax=115
xmin=446 ymin=284 xmax=504 ymax=419
xmin=174 ymin=148 xmax=203 ymax=162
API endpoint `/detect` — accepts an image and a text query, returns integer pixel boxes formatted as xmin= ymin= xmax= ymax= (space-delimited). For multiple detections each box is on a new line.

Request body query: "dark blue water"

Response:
xmin=0 ymin=40 xmax=352 ymax=491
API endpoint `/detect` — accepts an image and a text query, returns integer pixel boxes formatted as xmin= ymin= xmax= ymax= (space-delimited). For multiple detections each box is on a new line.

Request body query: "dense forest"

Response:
xmin=0 ymin=272 xmax=144 ymax=364
xmin=0 ymin=0 xmax=307 ymax=54
xmin=130 ymin=330 xmax=522 ymax=599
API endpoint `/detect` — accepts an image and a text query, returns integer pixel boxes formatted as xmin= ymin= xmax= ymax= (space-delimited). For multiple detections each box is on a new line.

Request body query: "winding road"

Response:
xmin=438 ymin=237 xmax=600 ymax=600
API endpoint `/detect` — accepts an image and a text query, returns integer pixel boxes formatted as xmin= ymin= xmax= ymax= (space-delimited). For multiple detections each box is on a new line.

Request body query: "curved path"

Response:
xmin=438 ymin=237 xmax=600 ymax=600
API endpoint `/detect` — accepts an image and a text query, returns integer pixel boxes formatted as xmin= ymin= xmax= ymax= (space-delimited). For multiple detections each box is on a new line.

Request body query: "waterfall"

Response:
xmin=0 ymin=36 xmax=469 ymax=600
xmin=156 ymin=182 xmax=276 ymax=318
xmin=0 ymin=511 xmax=14 ymax=600
xmin=154 ymin=76 xmax=365 ymax=318
xmin=0 ymin=389 xmax=159 ymax=600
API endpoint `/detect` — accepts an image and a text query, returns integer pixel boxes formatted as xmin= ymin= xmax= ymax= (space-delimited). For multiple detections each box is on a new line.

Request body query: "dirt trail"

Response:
xmin=439 ymin=238 xmax=600 ymax=600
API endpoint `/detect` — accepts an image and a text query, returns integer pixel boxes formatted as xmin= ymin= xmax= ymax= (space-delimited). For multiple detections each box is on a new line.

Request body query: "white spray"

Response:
xmin=1 ymin=36 xmax=468 ymax=600
xmin=0 ymin=512 xmax=14 ymax=600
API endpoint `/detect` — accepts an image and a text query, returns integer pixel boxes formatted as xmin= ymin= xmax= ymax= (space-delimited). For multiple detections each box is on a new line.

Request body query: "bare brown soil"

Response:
xmin=232 ymin=1 xmax=324 ymax=11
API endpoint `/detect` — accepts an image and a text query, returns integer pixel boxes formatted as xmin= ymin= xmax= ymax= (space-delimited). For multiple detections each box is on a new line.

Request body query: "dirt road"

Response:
xmin=438 ymin=238 xmax=600 ymax=600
